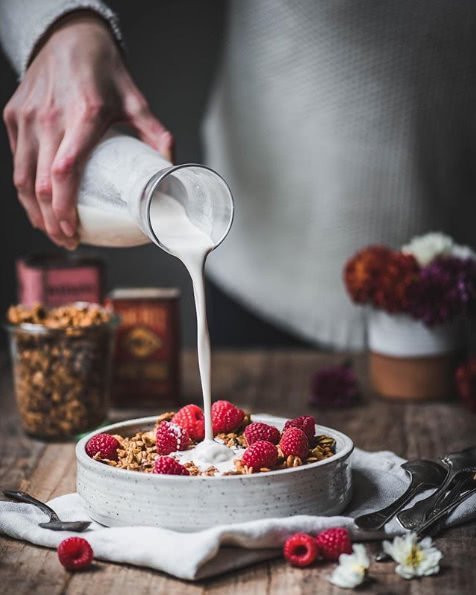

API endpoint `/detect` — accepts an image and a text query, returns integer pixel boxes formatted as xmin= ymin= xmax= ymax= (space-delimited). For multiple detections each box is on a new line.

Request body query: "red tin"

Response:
xmin=16 ymin=254 xmax=105 ymax=307
xmin=106 ymin=288 xmax=181 ymax=408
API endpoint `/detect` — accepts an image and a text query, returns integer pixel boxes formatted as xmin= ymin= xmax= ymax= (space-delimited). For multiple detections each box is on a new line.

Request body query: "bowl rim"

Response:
xmin=76 ymin=414 xmax=354 ymax=482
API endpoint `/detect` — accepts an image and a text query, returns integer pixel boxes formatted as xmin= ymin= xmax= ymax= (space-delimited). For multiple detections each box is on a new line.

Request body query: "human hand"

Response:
xmin=3 ymin=13 xmax=174 ymax=249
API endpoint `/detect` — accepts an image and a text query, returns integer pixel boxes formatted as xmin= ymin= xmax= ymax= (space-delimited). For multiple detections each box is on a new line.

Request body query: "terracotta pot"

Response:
xmin=369 ymin=351 xmax=461 ymax=400
xmin=367 ymin=310 xmax=465 ymax=400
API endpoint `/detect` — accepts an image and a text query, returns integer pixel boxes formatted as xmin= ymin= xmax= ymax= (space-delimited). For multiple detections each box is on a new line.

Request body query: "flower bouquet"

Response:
xmin=344 ymin=233 xmax=476 ymax=399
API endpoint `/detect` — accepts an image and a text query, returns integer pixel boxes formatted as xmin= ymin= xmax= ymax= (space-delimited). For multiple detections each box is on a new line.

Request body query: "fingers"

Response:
xmin=9 ymin=105 xmax=76 ymax=248
xmin=125 ymin=93 xmax=175 ymax=162
xmin=12 ymin=122 xmax=45 ymax=232
xmin=36 ymin=125 xmax=76 ymax=246
xmin=51 ymin=109 xmax=109 ymax=239
xmin=3 ymin=102 xmax=18 ymax=154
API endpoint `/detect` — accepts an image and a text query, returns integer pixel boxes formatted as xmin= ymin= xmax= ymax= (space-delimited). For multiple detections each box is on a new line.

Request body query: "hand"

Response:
xmin=3 ymin=13 xmax=174 ymax=249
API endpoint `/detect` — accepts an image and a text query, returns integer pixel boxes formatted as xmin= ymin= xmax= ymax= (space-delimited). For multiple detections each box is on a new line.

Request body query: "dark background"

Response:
xmin=0 ymin=0 xmax=236 ymax=348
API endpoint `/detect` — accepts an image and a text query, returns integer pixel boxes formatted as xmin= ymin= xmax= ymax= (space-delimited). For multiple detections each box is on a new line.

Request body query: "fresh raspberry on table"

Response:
xmin=315 ymin=527 xmax=352 ymax=561
xmin=57 ymin=537 xmax=94 ymax=571
xmin=156 ymin=421 xmax=191 ymax=455
xmin=172 ymin=404 xmax=205 ymax=441
xmin=244 ymin=422 xmax=280 ymax=446
xmin=279 ymin=427 xmax=309 ymax=460
xmin=211 ymin=400 xmax=245 ymax=434
xmin=283 ymin=415 xmax=316 ymax=441
xmin=85 ymin=433 xmax=120 ymax=460
xmin=153 ymin=456 xmax=190 ymax=476
xmin=283 ymin=533 xmax=318 ymax=567
xmin=242 ymin=440 xmax=278 ymax=471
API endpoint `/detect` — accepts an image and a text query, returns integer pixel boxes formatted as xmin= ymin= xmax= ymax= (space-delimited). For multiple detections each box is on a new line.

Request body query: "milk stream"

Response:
xmin=150 ymin=196 xmax=234 ymax=464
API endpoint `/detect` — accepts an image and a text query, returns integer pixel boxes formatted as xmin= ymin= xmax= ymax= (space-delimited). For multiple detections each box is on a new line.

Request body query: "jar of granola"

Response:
xmin=6 ymin=303 xmax=118 ymax=440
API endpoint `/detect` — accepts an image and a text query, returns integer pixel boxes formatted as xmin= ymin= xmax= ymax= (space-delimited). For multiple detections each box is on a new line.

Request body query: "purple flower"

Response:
xmin=406 ymin=257 xmax=476 ymax=326
xmin=309 ymin=363 xmax=359 ymax=408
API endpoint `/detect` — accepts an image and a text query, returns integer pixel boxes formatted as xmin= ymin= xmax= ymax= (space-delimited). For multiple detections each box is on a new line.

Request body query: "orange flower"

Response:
xmin=344 ymin=246 xmax=419 ymax=312
xmin=344 ymin=245 xmax=393 ymax=304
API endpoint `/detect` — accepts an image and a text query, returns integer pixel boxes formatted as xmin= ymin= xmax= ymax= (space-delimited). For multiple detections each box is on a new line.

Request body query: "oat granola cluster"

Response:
xmin=8 ymin=303 xmax=111 ymax=330
xmin=7 ymin=303 xmax=116 ymax=439
xmin=90 ymin=407 xmax=337 ymax=477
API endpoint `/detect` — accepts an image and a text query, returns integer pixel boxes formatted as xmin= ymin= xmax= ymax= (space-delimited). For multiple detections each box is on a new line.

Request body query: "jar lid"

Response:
xmin=18 ymin=253 xmax=104 ymax=270
xmin=108 ymin=287 xmax=180 ymax=300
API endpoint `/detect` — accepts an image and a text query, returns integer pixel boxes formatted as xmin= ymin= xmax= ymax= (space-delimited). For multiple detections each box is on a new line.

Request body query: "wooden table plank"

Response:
xmin=1 ymin=350 xmax=475 ymax=594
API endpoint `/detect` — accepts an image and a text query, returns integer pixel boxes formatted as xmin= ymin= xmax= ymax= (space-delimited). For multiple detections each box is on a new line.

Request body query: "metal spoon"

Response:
xmin=414 ymin=471 xmax=476 ymax=538
xmin=397 ymin=446 xmax=476 ymax=530
xmin=354 ymin=460 xmax=447 ymax=531
xmin=375 ymin=473 xmax=476 ymax=563
xmin=3 ymin=490 xmax=91 ymax=532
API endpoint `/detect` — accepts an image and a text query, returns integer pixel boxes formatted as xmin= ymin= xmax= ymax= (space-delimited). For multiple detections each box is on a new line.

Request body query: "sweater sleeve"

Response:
xmin=0 ymin=0 xmax=122 ymax=78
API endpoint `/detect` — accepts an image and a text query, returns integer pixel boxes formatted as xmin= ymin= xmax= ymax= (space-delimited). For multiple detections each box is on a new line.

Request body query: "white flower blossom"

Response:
xmin=402 ymin=232 xmax=454 ymax=266
xmin=329 ymin=544 xmax=370 ymax=589
xmin=451 ymin=244 xmax=476 ymax=261
xmin=383 ymin=533 xmax=442 ymax=579
xmin=402 ymin=232 xmax=476 ymax=266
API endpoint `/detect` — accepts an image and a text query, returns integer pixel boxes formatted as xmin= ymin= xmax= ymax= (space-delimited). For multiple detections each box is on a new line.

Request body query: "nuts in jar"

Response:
xmin=6 ymin=303 xmax=118 ymax=440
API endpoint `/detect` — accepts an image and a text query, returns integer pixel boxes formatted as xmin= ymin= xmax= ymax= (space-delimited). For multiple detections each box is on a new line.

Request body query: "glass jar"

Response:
xmin=6 ymin=305 xmax=118 ymax=440
xmin=77 ymin=131 xmax=234 ymax=250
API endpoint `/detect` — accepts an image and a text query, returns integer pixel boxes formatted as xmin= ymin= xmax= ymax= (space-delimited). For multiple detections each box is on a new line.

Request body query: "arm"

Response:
xmin=0 ymin=1 xmax=173 ymax=248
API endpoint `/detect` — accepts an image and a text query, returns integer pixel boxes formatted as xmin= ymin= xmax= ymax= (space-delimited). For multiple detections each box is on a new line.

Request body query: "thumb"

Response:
xmin=127 ymin=101 xmax=175 ymax=163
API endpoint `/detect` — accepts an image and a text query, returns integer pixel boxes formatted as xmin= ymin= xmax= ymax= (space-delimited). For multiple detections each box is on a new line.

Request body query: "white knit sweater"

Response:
xmin=2 ymin=0 xmax=476 ymax=348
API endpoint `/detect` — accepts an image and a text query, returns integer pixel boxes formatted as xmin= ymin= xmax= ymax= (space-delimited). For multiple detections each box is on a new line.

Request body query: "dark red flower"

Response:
xmin=309 ymin=363 xmax=359 ymax=408
xmin=373 ymin=252 xmax=419 ymax=313
xmin=407 ymin=256 xmax=476 ymax=325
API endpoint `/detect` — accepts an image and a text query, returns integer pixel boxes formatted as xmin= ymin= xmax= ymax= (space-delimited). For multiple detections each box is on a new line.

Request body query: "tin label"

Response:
xmin=109 ymin=294 xmax=180 ymax=408
xmin=16 ymin=258 xmax=103 ymax=306
xmin=46 ymin=267 xmax=102 ymax=305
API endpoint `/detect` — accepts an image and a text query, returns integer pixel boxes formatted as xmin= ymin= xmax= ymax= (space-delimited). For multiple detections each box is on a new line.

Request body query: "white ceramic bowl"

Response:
xmin=76 ymin=414 xmax=353 ymax=531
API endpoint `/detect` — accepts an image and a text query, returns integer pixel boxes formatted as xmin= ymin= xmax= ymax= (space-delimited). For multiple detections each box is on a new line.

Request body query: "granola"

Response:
xmin=95 ymin=413 xmax=337 ymax=477
xmin=7 ymin=303 xmax=116 ymax=439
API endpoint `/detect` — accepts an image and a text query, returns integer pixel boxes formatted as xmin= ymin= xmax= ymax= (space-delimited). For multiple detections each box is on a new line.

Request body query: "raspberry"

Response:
xmin=283 ymin=533 xmax=318 ymax=567
xmin=279 ymin=427 xmax=309 ymax=460
xmin=211 ymin=400 xmax=244 ymax=434
xmin=172 ymin=404 xmax=205 ymax=441
xmin=244 ymin=422 xmax=280 ymax=446
xmin=283 ymin=415 xmax=316 ymax=441
xmin=315 ymin=528 xmax=352 ymax=561
xmin=156 ymin=421 xmax=190 ymax=455
xmin=57 ymin=537 xmax=94 ymax=571
xmin=85 ymin=433 xmax=120 ymax=461
xmin=153 ymin=456 xmax=190 ymax=475
xmin=242 ymin=440 xmax=278 ymax=471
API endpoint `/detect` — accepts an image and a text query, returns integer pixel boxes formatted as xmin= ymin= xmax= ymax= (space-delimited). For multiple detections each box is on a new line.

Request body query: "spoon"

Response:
xmin=397 ymin=446 xmax=476 ymax=530
xmin=414 ymin=471 xmax=476 ymax=538
xmin=354 ymin=460 xmax=447 ymax=531
xmin=375 ymin=472 xmax=476 ymax=563
xmin=3 ymin=490 xmax=91 ymax=532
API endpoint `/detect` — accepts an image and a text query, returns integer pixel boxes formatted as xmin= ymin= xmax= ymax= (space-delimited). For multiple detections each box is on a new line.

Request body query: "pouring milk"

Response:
xmin=77 ymin=132 xmax=235 ymax=465
xmin=150 ymin=197 xmax=234 ymax=463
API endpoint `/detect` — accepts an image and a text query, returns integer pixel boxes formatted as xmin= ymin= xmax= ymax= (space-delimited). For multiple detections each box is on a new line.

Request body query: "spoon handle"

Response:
xmin=354 ymin=483 xmax=423 ymax=531
xmin=397 ymin=473 xmax=466 ymax=529
xmin=416 ymin=486 xmax=476 ymax=538
xmin=3 ymin=490 xmax=60 ymax=522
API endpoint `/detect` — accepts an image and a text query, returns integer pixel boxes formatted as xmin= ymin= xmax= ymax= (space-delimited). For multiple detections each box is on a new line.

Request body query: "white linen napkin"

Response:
xmin=1 ymin=448 xmax=475 ymax=581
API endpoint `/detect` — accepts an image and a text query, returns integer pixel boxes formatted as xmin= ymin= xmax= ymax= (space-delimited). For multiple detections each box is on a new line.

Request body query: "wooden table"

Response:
xmin=1 ymin=350 xmax=475 ymax=594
